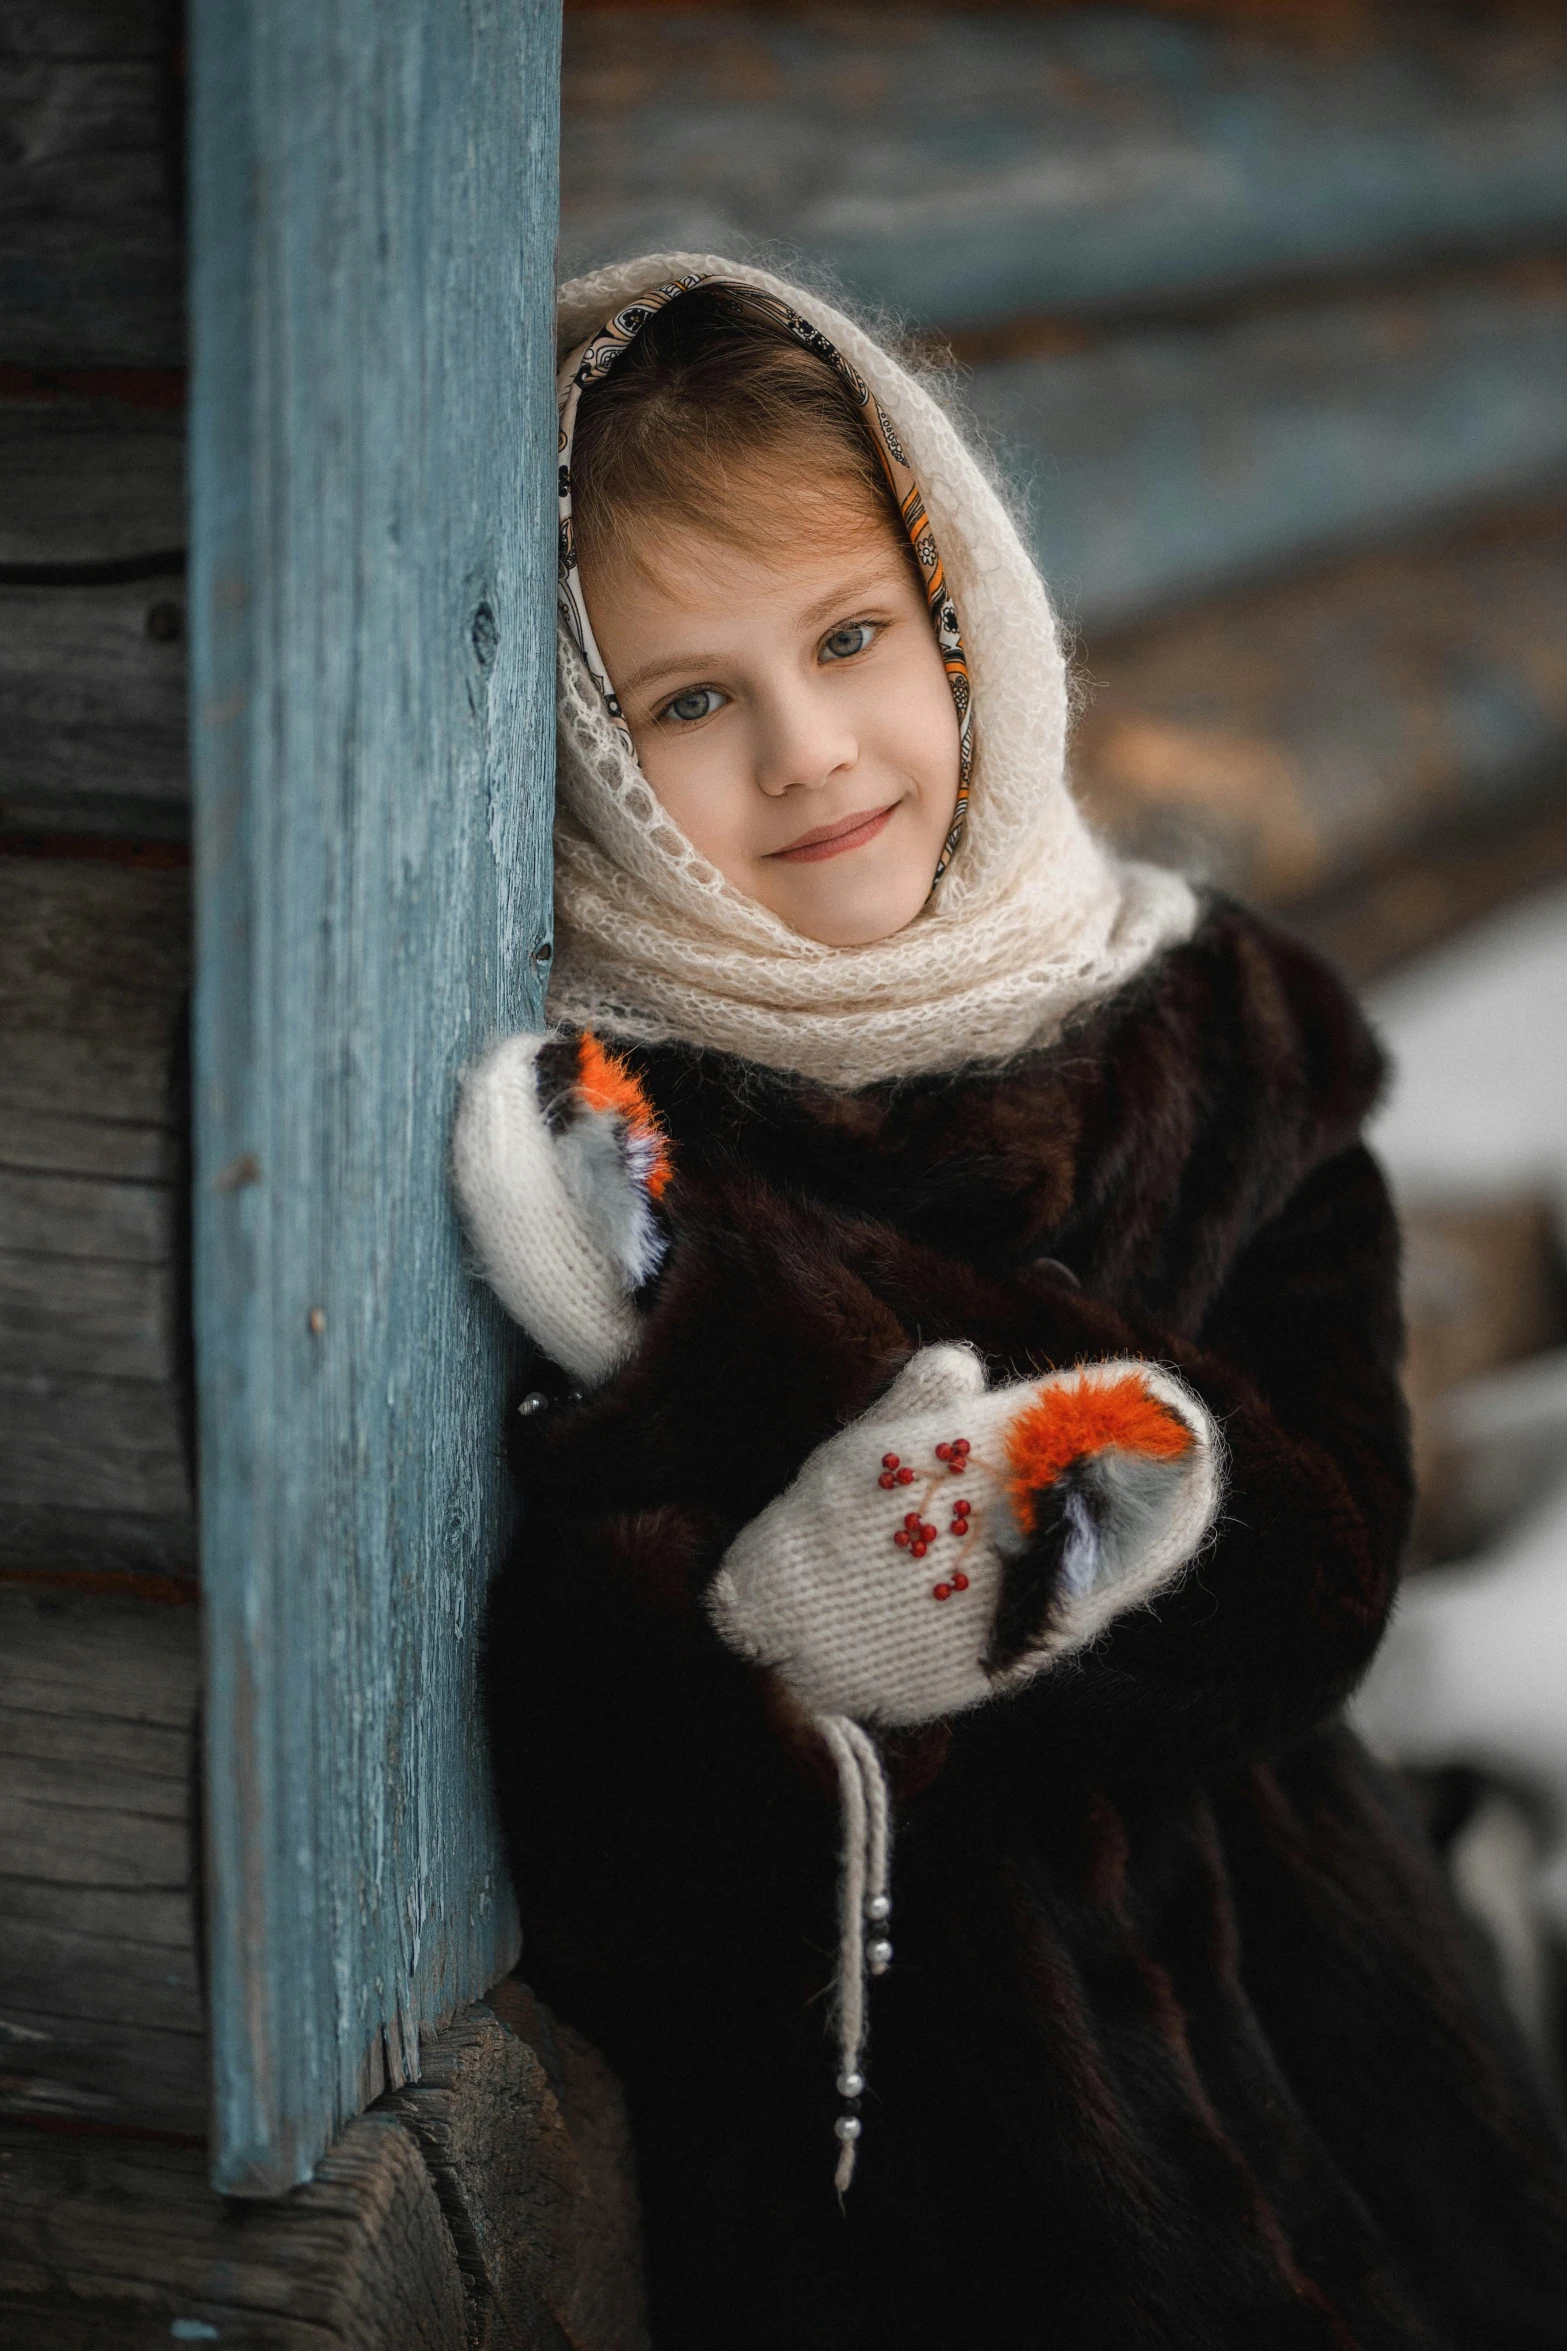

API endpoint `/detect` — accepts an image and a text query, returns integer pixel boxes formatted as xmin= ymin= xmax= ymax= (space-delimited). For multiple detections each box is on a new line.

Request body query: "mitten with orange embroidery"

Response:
xmin=706 ymin=1344 xmax=1222 ymax=1729
xmin=451 ymin=1028 xmax=673 ymax=1386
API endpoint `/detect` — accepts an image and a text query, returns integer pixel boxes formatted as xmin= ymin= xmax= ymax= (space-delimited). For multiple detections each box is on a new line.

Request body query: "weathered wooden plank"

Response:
xmin=485 ymin=1980 xmax=650 ymax=2351
xmin=1073 ymin=502 xmax=1567 ymax=906
xmin=0 ymin=1583 xmax=197 ymax=1723
xmin=561 ymin=9 xmax=1567 ymax=329
xmin=191 ymin=0 xmax=559 ymax=2194
xmin=0 ymin=1023 xmax=182 ymax=1130
xmin=0 ymin=1744 xmax=188 ymax=1821
xmin=0 ymin=1249 xmax=174 ymax=1382
xmin=0 ymin=1504 xmax=195 ymax=1581
xmin=0 ymin=397 xmax=184 ymax=564
xmin=0 ymin=1170 xmax=170 ymax=1261
xmin=0 ymin=1585 xmax=201 ymax=2133
xmin=0 ymin=18 xmax=185 ymax=369
xmin=0 ymin=855 xmax=189 ymax=1130
xmin=0 ymin=577 xmax=186 ymax=832
xmin=383 ymin=2004 xmax=576 ymax=2351
xmin=0 ymin=1373 xmax=188 ymax=1516
xmin=0 ymin=2007 xmax=207 ymax=2136
xmin=383 ymin=1995 xmax=649 ymax=2351
xmin=968 ymin=267 xmax=1567 ymax=626
xmin=0 ymin=1104 xmax=174 ymax=1183
xmin=0 ymin=852 xmax=191 ymax=1571
xmin=0 ymin=2113 xmax=470 ymax=2348
xmin=3 ymin=1913 xmax=201 ymax=2033
xmin=0 ymin=1986 xmax=647 ymax=2346
xmin=4 ymin=1875 xmax=193 ymax=1951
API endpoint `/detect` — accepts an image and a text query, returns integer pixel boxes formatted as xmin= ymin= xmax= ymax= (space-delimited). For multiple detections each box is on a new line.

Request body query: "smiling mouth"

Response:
xmin=769 ymin=803 xmax=899 ymax=863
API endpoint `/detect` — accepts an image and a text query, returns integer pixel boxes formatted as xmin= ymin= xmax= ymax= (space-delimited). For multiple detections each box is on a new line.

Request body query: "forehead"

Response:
xmin=595 ymin=506 xmax=918 ymax=632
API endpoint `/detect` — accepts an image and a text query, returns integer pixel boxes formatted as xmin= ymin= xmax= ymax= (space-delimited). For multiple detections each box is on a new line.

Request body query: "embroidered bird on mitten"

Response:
xmin=705 ymin=1342 xmax=1222 ymax=1728
xmin=451 ymin=1027 xmax=672 ymax=1385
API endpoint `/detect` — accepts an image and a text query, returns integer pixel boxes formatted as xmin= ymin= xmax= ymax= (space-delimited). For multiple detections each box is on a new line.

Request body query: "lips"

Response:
xmin=769 ymin=803 xmax=898 ymax=863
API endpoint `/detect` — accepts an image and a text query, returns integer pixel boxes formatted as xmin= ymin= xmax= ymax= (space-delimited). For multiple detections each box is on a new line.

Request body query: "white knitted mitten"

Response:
xmin=706 ymin=1342 xmax=1222 ymax=1729
xmin=451 ymin=1030 xmax=671 ymax=1386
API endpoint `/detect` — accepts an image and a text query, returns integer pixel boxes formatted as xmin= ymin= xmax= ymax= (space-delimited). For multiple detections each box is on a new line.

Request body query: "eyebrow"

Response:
xmin=614 ymin=557 xmax=910 ymax=700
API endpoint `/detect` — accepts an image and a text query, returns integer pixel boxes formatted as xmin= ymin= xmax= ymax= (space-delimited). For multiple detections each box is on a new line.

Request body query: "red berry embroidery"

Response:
xmin=951 ymin=1571 xmax=970 ymax=1592
xmin=896 ymin=1466 xmax=915 ymax=1485
xmin=882 ymin=1454 xmax=900 ymax=1470
xmin=932 ymin=1582 xmax=952 ymax=1601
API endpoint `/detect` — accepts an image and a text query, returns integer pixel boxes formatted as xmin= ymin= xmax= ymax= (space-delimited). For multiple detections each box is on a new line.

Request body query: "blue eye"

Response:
xmin=821 ymin=621 xmax=877 ymax=663
xmin=661 ymin=686 xmax=726 ymax=725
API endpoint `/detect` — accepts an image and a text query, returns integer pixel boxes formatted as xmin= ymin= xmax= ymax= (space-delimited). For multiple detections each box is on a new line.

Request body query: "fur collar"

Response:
xmin=621 ymin=895 xmax=1385 ymax=1337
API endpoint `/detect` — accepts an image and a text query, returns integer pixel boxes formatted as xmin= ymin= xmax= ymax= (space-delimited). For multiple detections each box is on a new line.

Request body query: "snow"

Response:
xmin=1350 ymin=881 xmax=1567 ymax=1931
xmin=1366 ymin=881 xmax=1567 ymax=1202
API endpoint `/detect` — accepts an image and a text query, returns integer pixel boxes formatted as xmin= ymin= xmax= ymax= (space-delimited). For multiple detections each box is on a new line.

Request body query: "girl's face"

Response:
xmin=581 ymin=507 xmax=962 ymax=946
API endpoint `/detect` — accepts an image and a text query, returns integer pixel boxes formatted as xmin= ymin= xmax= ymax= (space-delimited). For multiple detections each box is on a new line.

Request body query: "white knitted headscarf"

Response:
xmin=547 ymin=255 xmax=1196 ymax=1089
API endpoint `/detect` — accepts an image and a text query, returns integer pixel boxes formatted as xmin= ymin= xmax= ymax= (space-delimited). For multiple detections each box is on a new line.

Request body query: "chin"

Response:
xmin=778 ymin=882 xmax=930 ymax=947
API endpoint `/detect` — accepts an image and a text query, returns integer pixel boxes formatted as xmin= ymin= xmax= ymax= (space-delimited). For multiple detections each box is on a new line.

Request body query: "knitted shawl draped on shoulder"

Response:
xmin=547 ymin=253 xmax=1196 ymax=1090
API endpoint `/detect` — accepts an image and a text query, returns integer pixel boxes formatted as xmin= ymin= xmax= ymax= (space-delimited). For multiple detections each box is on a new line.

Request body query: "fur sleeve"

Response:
xmin=982 ymin=1142 xmax=1413 ymax=1775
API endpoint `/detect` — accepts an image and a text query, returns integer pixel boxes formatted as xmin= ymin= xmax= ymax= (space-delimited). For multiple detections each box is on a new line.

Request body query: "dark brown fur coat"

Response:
xmin=485 ymin=899 xmax=1567 ymax=2350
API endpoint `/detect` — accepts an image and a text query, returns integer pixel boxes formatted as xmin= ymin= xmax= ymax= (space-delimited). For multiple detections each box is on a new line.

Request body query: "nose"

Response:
xmin=753 ymin=677 xmax=857 ymax=798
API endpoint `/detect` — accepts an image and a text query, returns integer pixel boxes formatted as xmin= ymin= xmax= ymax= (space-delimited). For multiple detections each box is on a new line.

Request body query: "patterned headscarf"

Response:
xmin=556 ymin=275 xmax=973 ymax=884
xmin=545 ymin=255 xmax=1197 ymax=1092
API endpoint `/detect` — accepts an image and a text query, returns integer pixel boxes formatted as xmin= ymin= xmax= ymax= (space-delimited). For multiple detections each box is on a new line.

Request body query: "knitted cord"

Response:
xmin=817 ymin=1713 xmax=894 ymax=2193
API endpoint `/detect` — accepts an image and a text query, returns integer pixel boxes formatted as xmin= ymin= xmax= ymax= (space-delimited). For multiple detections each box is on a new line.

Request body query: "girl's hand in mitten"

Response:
xmin=451 ymin=1029 xmax=671 ymax=1387
xmin=705 ymin=1343 xmax=1221 ymax=1729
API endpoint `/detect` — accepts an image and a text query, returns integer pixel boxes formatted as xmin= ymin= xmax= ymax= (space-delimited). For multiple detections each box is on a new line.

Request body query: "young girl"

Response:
xmin=454 ymin=259 xmax=1567 ymax=2349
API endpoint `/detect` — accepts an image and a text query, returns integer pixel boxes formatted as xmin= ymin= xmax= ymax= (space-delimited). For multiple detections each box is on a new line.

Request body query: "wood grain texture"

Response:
xmin=0 ymin=397 xmax=184 ymax=564
xmin=0 ymin=3 xmax=185 ymax=368
xmin=0 ymin=1982 xmax=646 ymax=2345
xmin=967 ymin=266 xmax=1567 ymax=626
xmin=0 ymin=853 xmax=192 ymax=1580
xmin=484 ymin=1981 xmax=651 ymax=2351
xmin=0 ymin=577 xmax=186 ymax=836
xmin=1074 ymin=502 xmax=1567 ymax=906
xmin=190 ymin=0 xmax=560 ymax=2194
xmin=0 ymin=1585 xmax=204 ymax=2135
xmin=0 ymin=855 xmax=189 ymax=1130
xmin=560 ymin=9 xmax=1567 ymax=328
xmin=384 ymin=1994 xmax=649 ymax=2350
xmin=0 ymin=2111 xmax=469 ymax=2349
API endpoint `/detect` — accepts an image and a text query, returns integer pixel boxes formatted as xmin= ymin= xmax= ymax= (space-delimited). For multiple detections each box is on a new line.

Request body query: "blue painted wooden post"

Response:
xmin=189 ymin=0 xmax=560 ymax=2195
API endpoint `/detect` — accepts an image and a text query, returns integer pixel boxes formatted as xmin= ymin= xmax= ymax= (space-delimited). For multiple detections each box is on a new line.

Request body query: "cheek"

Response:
xmin=631 ymin=726 xmax=749 ymax=862
xmin=871 ymin=643 xmax=962 ymax=798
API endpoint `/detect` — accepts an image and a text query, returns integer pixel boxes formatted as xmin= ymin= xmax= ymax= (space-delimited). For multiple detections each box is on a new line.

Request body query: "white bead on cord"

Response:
xmin=815 ymin=1714 xmax=894 ymax=2194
